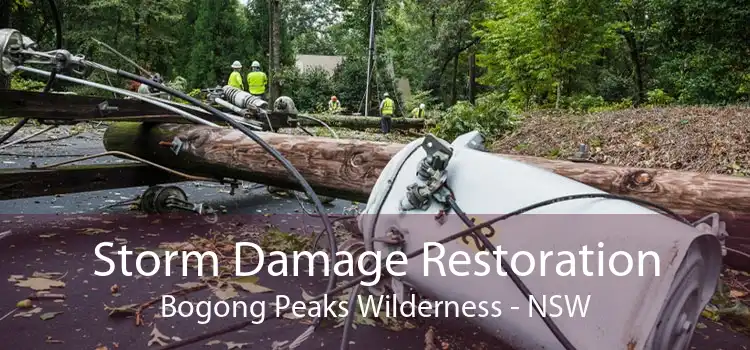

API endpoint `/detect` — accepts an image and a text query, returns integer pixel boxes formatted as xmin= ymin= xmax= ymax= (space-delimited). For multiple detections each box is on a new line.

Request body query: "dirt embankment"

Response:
xmin=491 ymin=106 xmax=750 ymax=176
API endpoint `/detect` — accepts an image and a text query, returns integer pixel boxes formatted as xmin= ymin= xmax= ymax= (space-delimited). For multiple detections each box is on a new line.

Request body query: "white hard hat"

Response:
xmin=383 ymin=92 xmax=389 ymax=97
xmin=251 ymin=61 xmax=261 ymax=68
xmin=231 ymin=61 xmax=242 ymax=69
xmin=420 ymin=103 xmax=425 ymax=109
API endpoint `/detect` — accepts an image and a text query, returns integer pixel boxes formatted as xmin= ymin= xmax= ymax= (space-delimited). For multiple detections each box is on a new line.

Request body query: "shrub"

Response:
xmin=430 ymin=93 xmax=517 ymax=141
xmin=646 ymin=88 xmax=674 ymax=106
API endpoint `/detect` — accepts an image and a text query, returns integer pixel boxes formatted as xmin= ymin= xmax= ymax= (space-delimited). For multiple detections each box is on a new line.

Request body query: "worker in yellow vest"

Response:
xmin=411 ymin=103 xmax=426 ymax=118
xmin=379 ymin=92 xmax=395 ymax=134
xmin=227 ymin=61 xmax=244 ymax=90
xmin=246 ymin=61 xmax=268 ymax=100
xmin=328 ymin=96 xmax=341 ymax=113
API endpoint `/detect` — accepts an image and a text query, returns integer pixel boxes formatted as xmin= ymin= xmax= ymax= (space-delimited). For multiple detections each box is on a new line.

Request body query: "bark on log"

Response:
xmin=300 ymin=114 xmax=433 ymax=131
xmin=103 ymin=122 xmax=750 ymax=269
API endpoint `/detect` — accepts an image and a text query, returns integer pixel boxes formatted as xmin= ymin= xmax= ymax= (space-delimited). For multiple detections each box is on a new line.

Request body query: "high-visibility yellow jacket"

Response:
xmin=246 ymin=71 xmax=268 ymax=95
xmin=328 ymin=100 xmax=341 ymax=111
xmin=410 ymin=107 xmax=425 ymax=118
xmin=380 ymin=98 xmax=394 ymax=116
xmin=228 ymin=71 xmax=243 ymax=90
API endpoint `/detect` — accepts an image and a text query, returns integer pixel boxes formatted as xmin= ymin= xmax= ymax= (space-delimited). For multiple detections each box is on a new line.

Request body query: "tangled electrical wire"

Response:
xmin=4 ymin=0 xmax=340 ymax=343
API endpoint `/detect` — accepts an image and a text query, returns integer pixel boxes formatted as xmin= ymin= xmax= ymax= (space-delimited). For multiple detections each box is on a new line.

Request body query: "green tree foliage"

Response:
xmin=5 ymin=0 xmax=750 ymax=121
xmin=185 ymin=0 xmax=255 ymax=88
xmin=478 ymin=0 xmax=616 ymax=110
xmin=431 ymin=92 xmax=517 ymax=141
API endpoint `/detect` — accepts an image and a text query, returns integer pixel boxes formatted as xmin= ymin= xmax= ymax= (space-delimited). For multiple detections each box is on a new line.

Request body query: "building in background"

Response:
xmin=295 ymin=55 xmax=343 ymax=76
xmin=294 ymin=54 xmax=412 ymax=104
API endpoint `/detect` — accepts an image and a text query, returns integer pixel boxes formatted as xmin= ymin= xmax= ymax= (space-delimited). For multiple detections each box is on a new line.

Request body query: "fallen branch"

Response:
xmin=300 ymin=114 xmax=433 ymax=131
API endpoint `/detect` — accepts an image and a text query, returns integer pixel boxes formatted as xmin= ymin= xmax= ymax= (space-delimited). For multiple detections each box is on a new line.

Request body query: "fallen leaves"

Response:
xmin=14 ymin=307 xmax=42 ymax=318
xmin=204 ymin=340 xmax=249 ymax=349
xmin=175 ymin=282 xmax=204 ymax=289
xmin=490 ymin=106 xmax=750 ymax=175
xmin=231 ymin=276 xmax=273 ymax=294
xmin=270 ymin=340 xmax=289 ymax=350
xmin=148 ymin=326 xmax=170 ymax=347
xmin=211 ymin=283 xmax=239 ymax=301
xmin=15 ymin=277 xmax=65 ymax=291
xmin=104 ymin=303 xmax=139 ymax=317
xmin=78 ymin=228 xmax=112 ymax=235
xmin=7 ymin=274 xmax=23 ymax=282
xmin=425 ymin=327 xmax=438 ymax=350
xmin=703 ymin=270 xmax=750 ymax=334
xmin=45 ymin=336 xmax=64 ymax=344
xmin=225 ymin=342 xmax=248 ymax=349
xmin=40 ymin=311 xmax=63 ymax=320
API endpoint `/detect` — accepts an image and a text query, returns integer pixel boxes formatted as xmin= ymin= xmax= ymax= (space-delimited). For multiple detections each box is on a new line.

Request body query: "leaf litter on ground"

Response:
xmin=40 ymin=311 xmax=63 ymax=320
xmin=148 ymin=325 xmax=170 ymax=347
xmin=15 ymin=276 xmax=65 ymax=291
xmin=702 ymin=269 xmax=750 ymax=335
xmin=14 ymin=307 xmax=42 ymax=318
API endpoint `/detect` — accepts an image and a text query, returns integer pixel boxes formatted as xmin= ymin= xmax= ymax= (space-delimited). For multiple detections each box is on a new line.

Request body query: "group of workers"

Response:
xmin=325 ymin=93 xmax=426 ymax=134
xmin=224 ymin=60 xmax=428 ymax=134
xmin=227 ymin=60 xmax=268 ymax=99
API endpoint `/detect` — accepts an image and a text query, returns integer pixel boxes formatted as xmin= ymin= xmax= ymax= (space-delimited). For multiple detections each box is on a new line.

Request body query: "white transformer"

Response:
xmin=358 ymin=131 xmax=723 ymax=350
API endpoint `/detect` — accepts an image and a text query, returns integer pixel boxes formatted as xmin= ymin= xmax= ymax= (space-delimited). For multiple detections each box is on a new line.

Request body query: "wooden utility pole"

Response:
xmin=103 ymin=121 xmax=750 ymax=270
xmin=268 ymin=0 xmax=281 ymax=102
xmin=364 ymin=0 xmax=376 ymax=116
xmin=103 ymin=122 xmax=750 ymax=217
xmin=0 ymin=0 xmax=11 ymax=90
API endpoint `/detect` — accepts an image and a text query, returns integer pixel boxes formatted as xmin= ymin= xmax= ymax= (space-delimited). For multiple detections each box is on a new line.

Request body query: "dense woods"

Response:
xmin=4 ymin=0 xmax=750 ymax=134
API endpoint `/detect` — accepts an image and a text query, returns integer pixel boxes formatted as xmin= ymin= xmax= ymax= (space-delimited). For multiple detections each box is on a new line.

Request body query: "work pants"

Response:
xmin=380 ymin=116 xmax=392 ymax=133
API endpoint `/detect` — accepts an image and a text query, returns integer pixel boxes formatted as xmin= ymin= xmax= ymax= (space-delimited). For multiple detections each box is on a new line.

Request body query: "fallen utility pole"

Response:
xmin=301 ymin=114 xmax=433 ymax=131
xmin=0 ymin=163 xmax=184 ymax=200
xmin=103 ymin=122 xmax=750 ymax=269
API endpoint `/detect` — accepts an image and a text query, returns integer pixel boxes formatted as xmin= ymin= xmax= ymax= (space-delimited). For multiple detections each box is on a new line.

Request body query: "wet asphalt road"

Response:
xmin=0 ymin=125 xmax=748 ymax=350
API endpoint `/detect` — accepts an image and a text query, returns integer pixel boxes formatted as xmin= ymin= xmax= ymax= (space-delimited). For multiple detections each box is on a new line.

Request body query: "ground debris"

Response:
xmin=14 ymin=276 xmax=65 ymax=291
xmin=702 ymin=268 xmax=750 ymax=335
xmin=104 ymin=303 xmax=139 ymax=317
xmin=14 ymin=307 xmax=42 ymax=318
xmin=491 ymin=106 xmax=750 ymax=175
xmin=148 ymin=326 xmax=170 ymax=347
xmin=40 ymin=311 xmax=63 ymax=320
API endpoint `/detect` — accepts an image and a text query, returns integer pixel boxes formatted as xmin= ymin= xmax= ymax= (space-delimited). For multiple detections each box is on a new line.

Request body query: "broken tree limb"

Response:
xmin=300 ymin=114 xmax=433 ymax=131
xmin=103 ymin=122 xmax=750 ymax=269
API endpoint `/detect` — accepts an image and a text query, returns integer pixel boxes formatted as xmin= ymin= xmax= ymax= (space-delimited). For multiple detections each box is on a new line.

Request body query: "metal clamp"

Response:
xmin=399 ymin=134 xmax=454 ymax=212
xmin=691 ymin=213 xmax=729 ymax=256
xmin=169 ymin=137 xmax=183 ymax=155
xmin=97 ymin=101 xmax=119 ymax=116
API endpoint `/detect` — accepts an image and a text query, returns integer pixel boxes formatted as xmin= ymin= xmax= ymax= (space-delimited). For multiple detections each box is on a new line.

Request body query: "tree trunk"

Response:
xmin=103 ymin=122 xmax=750 ymax=270
xmin=300 ymin=115 xmax=433 ymax=131
xmin=621 ymin=13 xmax=645 ymax=106
xmin=468 ymin=49 xmax=476 ymax=105
xmin=451 ymin=54 xmax=459 ymax=105
xmin=0 ymin=0 xmax=10 ymax=90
